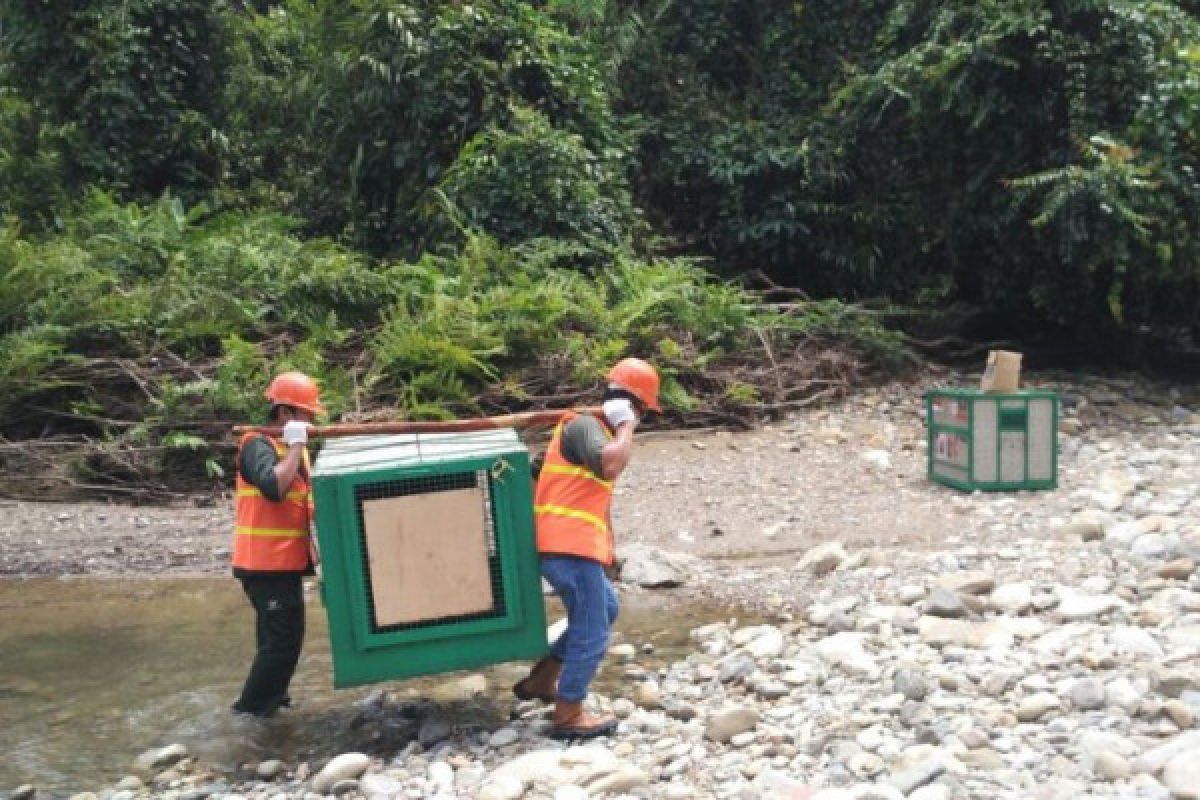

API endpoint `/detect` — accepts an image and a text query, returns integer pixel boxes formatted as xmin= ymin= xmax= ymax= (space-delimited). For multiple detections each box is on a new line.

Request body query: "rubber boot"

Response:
xmin=549 ymin=699 xmax=617 ymax=739
xmin=512 ymin=656 xmax=561 ymax=703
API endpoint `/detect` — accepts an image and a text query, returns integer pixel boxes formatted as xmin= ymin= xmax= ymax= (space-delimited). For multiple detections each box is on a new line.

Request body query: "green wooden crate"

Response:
xmin=311 ymin=429 xmax=548 ymax=689
xmin=925 ymin=389 xmax=1059 ymax=492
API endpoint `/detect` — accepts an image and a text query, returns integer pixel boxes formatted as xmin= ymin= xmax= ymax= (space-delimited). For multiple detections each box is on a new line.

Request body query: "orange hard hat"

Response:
xmin=607 ymin=357 xmax=661 ymax=413
xmin=264 ymin=371 xmax=326 ymax=415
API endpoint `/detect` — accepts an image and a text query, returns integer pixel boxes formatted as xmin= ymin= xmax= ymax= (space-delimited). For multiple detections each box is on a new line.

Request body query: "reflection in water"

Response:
xmin=0 ymin=577 xmax=736 ymax=796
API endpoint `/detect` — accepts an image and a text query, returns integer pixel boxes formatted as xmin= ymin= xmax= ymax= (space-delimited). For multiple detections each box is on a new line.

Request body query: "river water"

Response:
xmin=0 ymin=577 xmax=736 ymax=796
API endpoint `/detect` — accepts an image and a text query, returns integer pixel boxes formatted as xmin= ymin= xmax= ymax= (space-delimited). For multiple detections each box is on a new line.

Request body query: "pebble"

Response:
xmin=1164 ymin=747 xmax=1200 ymax=798
xmin=1092 ymin=750 xmax=1132 ymax=781
xmin=705 ymin=707 xmax=760 ymax=742
xmin=312 ymin=753 xmax=370 ymax=794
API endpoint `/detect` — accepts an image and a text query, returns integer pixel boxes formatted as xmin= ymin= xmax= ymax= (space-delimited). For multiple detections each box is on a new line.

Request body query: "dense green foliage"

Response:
xmin=0 ymin=193 xmax=898 ymax=488
xmin=624 ymin=0 xmax=1200 ymax=342
xmin=1 ymin=1 xmax=1198 ymax=490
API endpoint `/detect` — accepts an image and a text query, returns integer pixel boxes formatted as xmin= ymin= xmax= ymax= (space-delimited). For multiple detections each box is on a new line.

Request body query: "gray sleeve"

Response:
xmin=559 ymin=417 xmax=607 ymax=477
xmin=238 ymin=436 xmax=283 ymax=501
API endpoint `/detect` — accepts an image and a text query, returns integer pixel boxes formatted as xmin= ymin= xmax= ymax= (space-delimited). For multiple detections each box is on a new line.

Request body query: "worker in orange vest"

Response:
xmin=514 ymin=357 xmax=661 ymax=738
xmin=230 ymin=371 xmax=325 ymax=716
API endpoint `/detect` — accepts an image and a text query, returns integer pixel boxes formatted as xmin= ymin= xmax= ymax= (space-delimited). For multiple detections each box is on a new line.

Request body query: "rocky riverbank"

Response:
xmin=4 ymin=371 xmax=1199 ymax=799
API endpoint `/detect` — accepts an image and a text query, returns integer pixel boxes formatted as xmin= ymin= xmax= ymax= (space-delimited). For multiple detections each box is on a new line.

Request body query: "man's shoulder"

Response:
xmin=563 ymin=414 xmax=604 ymax=436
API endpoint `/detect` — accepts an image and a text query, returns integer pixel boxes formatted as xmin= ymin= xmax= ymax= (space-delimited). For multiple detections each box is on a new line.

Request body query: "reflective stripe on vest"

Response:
xmin=232 ymin=432 xmax=312 ymax=572
xmin=533 ymin=413 xmax=616 ymax=566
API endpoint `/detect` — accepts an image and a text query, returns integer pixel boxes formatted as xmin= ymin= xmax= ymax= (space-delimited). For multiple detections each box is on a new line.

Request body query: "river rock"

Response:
xmin=1168 ymin=625 xmax=1200 ymax=651
xmin=9 ymin=787 xmax=36 ymax=800
xmin=719 ymin=654 xmax=755 ymax=683
xmin=1132 ymin=533 xmax=1176 ymax=559
xmin=488 ymin=727 xmax=520 ymax=748
xmin=1151 ymin=667 xmax=1200 ymax=698
xmin=894 ymin=669 xmax=930 ymax=701
xmin=1163 ymin=748 xmax=1200 ymax=798
xmin=1068 ymin=678 xmax=1107 ymax=710
xmin=938 ymin=571 xmax=995 ymax=595
xmin=312 ymin=753 xmax=370 ymax=793
xmin=1092 ymin=750 xmax=1132 ymax=781
xmin=418 ymin=717 xmax=453 ymax=748
xmin=990 ymin=582 xmax=1034 ymax=614
xmin=1110 ymin=626 xmax=1164 ymax=657
xmin=959 ymin=749 xmax=1005 ymax=770
xmin=554 ymin=786 xmax=590 ymax=800
xmin=798 ymin=543 xmax=848 ymax=576
xmin=1133 ymin=731 xmax=1200 ymax=774
xmin=492 ymin=749 xmax=572 ymax=786
xmin=619 ymin=544 xmax=686 ymax=588
xmin=924 ymin=588 xmax=968 ymax=618
xmin=330 ymin=778 xmax=360 ymax=795
xmin=734 ymin=625 xmax=785 ymax=658
xmin=133 ymin=744 xmax=188 ymax=773
xmin=1159 ymin=558 xmax=1196 ymax=580
xmin=633 ymin=681 xmax=662 ymax=709
xmin=1165 ymin=700 xmax=1196 ymax=729
xmin=1017 ymin=693 xmax=1062 ymax=722
xmin=887 ymin=758 xmax=946 ymax=794
xmin=256 ymin=760 xmax=283 ymax=780
xmin=1054 ymin=589 xmax=1128 ymax=621
xmin=1062 ymin=521 xmax=1106 ymax=542
xmin=608 ymin=643 xmax=636 ymax=661
xmin=1105 ymin=677 xmax=1144 ymax=714
xmin=430 ymin=673 xmax=488 ymax=702
xmin=705 ymin=707 xmax=760 ymax=742
xmin=908 ymin=787 xmax=950 ymax=800
xmin=918 ymin=617 xmax=1013 ymax=649
xmin=583 ymin=765 xmax=649 ymax=794
xmin=361 ymin=774 xmax=406 ymax=798
xmin=815 ymin=632 xmax=879 ymax=676
xmin=478 ymin=774 xmax=525 ymax=800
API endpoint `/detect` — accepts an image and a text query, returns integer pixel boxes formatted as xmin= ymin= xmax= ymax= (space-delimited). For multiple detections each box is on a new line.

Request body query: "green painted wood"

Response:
xmin=311 ymin=430 xmax=548 ymax=688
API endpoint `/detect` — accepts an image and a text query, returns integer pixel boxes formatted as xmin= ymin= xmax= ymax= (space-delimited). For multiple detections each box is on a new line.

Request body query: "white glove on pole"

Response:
xmin=282 ymin=419 xmax=309 ymax=446
xmin=603 ymin=397 xmax=637 ymax=429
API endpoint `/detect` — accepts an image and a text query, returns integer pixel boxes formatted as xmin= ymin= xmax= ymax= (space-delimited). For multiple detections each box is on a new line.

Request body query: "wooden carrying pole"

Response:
xmin=232 ymin=408 xmax=603 ymax=439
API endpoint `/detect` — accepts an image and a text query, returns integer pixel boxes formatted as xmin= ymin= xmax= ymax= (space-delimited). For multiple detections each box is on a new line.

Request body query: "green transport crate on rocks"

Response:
xmin=925 ymin=389 xmax=1059 ymax=492
xmin=310 ymin=429 xmax=548 ymax=688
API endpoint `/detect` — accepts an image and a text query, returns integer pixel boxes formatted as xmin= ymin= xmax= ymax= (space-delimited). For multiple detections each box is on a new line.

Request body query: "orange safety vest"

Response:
xmin=534 ymin=413 xmax=616 ymax=566
xmin=232 ymin=432 xmax=314 ymax=573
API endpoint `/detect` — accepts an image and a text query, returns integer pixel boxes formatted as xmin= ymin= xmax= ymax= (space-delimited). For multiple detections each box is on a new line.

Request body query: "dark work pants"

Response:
xmin=233 ymin=573 xmax=305 ymax=716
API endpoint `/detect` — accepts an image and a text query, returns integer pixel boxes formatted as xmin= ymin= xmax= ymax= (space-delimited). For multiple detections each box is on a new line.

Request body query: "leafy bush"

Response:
xmin=1 ymin=0 xmax=228 ymax=199
xmin=436 ymin=106 xmax=638 ymax=247
xmin=0 ymin=194 xmax=901 ymax=491
xmin=221 ymin=0 xmax=631 ymax=255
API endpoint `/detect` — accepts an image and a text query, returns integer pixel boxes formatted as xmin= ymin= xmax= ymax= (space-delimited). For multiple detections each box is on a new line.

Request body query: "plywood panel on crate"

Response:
xmin=361 ymin=487 xmax=493 ymax=626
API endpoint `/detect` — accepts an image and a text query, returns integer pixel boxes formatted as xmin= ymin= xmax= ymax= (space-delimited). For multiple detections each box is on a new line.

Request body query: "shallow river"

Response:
xmin=0 ymin=577 xmax=736 ymax=796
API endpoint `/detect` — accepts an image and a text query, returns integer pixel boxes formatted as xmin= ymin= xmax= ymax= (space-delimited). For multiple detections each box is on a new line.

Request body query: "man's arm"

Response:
xmin=239 ymin=436 xmax=305 ymax=500
xmin=272 ymin=443 xmax=305 ymax=494
xmin=599 ymin=421 xmax=635 ymax=481
xmin=560 ymin=416 xmax=636 ymax=481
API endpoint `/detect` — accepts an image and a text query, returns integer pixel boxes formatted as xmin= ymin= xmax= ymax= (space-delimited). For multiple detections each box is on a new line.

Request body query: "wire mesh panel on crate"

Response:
xmin=926 ymin=389 xmax=1059 ymax=492
xmin=311 ymin=429 xmax=547 ymax=688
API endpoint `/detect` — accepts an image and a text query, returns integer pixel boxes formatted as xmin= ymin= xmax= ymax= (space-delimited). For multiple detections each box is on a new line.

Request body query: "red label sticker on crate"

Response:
xmin=934 ymin=432 xmax=968 ymax=467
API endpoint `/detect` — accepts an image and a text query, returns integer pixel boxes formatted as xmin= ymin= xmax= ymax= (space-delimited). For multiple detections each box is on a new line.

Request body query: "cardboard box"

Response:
xmin=981 ymin=350 xmax=1022 ymax=392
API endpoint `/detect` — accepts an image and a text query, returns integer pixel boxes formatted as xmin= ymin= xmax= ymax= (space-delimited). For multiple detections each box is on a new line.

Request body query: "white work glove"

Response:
xmin=603 ymin=397 xmax=637 ymax=430
xmin=282 ymin=419 xmax=309 ymax=446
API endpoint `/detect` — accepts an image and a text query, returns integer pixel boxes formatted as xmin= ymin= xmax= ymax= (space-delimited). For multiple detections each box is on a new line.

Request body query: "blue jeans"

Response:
xmin=541 ymin=555 xmax=619 ymax=702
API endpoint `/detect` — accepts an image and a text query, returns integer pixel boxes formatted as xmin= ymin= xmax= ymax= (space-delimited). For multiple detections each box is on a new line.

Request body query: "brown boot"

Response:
xmin=550 ymin=698 xmax=617 ymax=739
xmin=512 ymin=656 xmax=561 ymax=703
